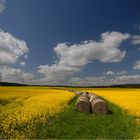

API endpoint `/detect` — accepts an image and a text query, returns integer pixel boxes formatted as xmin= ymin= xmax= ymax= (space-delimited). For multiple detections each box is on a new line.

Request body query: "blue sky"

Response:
xmin=0 ymin=0 xmax=140 ymax=85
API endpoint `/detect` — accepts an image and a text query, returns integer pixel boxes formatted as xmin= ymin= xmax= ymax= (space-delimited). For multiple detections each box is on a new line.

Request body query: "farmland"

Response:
xmin=0 ymin=87 xmax=75 ymax=138
xmin=0 ymin=86 xmax=140 ymax=139
xmin=86 ymin=88 xmax=140 ymax=121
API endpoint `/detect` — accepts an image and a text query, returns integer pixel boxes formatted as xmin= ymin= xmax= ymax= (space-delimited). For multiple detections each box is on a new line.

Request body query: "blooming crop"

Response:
xmin=0 ymin=87 xmax=75 ymax=138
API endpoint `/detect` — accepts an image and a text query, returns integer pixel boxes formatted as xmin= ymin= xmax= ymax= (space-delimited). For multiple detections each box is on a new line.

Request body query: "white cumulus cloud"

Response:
xmin=104 ymin=71 xmax=115 ymax=75
xmin=0 ymin=67 xmax=34 ymax=84
xmin=131 ymin=35 xmax=140 ymax=45
xmin=70 ymin=76 xmax=107 ymax=86
xmin=37 ymin=31 xmax=130 ymax=85
xmin=0 ymin=30 xmax=29 ymax=65
xmin=69 ymin=74 xmax=140 ymax=86
xmin=104 ymin=70 xmax=127 ymax=76
xmin=112 ymin=75 xmax=140 ymax=84
xmin=133 ymin=60 xmax=140 ymax=70
xmin=20 ymin=61 xmax=26 ymax=67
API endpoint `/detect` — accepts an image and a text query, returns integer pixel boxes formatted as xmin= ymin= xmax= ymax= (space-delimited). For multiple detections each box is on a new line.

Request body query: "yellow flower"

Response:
xmin=84 ymin=88 xmax=140 ymax=120
xmin=0 ymin=87 xmax=75 ymax=138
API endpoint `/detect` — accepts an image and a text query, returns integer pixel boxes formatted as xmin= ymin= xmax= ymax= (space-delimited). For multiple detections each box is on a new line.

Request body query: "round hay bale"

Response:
xmin=79 ymin=92 xmax=84 ymax=95
xmin=89 ymin=94 xmax=99 ymax=102
xmin=88 ymin=93 xmax=96 ymax=97
xmin=77 ymin=96 xmax=88 ymax=101
xmin=91 ymin=98 xmax=107 ymax=115
xmin=76 ymin=96 xmax=91 ymax=113
xmin=80 ymin=92 xmax=89 ymax=98
xmin=88 ymin=93 xmax=92 ymax=98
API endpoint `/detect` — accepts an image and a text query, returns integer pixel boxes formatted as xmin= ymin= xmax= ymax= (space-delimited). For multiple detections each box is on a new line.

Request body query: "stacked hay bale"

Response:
xmin=76 ymin=92 xmax=108 ymax=115
xmin=76 ymin=92 xmax=91 ymax=113
xmin=89 ymin=94 xmax=107 ymax=115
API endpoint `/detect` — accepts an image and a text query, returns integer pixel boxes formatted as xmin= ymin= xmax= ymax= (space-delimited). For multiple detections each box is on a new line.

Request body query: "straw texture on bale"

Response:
xmin=80 ymin=92 xmax=89 ymax=99
xmin=76 ymin=96 xmax=91 ymax=113
xmin=89 ymin=94 xmax=99 ymax=102
xmin=91 ymin=98 xmax=107 ymax=115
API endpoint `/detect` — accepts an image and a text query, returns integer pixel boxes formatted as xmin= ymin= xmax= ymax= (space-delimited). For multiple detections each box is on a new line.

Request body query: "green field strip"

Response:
xmin=35 ymin=96 xmax=140 ymax=139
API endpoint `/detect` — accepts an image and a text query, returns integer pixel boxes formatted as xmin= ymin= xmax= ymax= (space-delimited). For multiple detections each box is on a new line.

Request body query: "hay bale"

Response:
xmin=91 ymin=98 xmax=107 ymax=115
xmin=80 ymin=92 xmax=89 ymax=98
xmin=89 ymin=94 xmax=99 ymax=102
xmin=88 ymin=93 xmax=95 ymax=98
xmin=76 ymin=96 xmax=91 ymax=113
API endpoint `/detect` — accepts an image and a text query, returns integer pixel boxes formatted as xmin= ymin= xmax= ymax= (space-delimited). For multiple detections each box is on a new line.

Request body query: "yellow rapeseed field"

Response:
xmin=0 ymin=87 xmax=75 ymax=138
xmin=84 ymin=88 xmax=140 ymax=124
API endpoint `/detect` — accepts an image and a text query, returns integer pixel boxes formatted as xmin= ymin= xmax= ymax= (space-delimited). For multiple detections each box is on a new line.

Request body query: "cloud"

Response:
xmin=0 ymin=0 xmax=5 ymax=13
xmin=112 ymin=75 xmax=140 ymax=84
xmin=37 ymin=31 xmax=130 ymax=85
xmin=24 ymin=55 xmax=28 ymax=59
xmin=131 ymin=35 xmax=140 ymax=45
xmin=70 ymin=77 xmax=107 ymax=86
xmin=133 ymin=60 xmax=140 ymax=70
xmin=132 ymin=40 xmax=140 ymax=70
xmin=104 ymin=71 xmax=115 ymax=75
xmin=37 ymin=65 xmax=74 ymax=85
xmin=20 ymin=61 xmax=26 ymax=67
xmin=68 ymin=74 xmax=140 ymax=86
xmin=104 ymin=70 xmax=127 ymax=76
xmin=0 ymin=67 xmax=34 ymax=84
xmin=0 ymin=30 xmax=29 ymax=65
xmin=0 ymin=30 xmax=31 ymax=84
xmin=33 ymin=76 xmax=107 ymax=86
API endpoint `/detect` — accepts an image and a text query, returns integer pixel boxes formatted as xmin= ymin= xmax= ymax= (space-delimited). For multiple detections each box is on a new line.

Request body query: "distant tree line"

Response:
xmin=0 ymin=82 xmax=140 ymax=88
xmin=0 ymin=82 xmax=27 ymax=86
